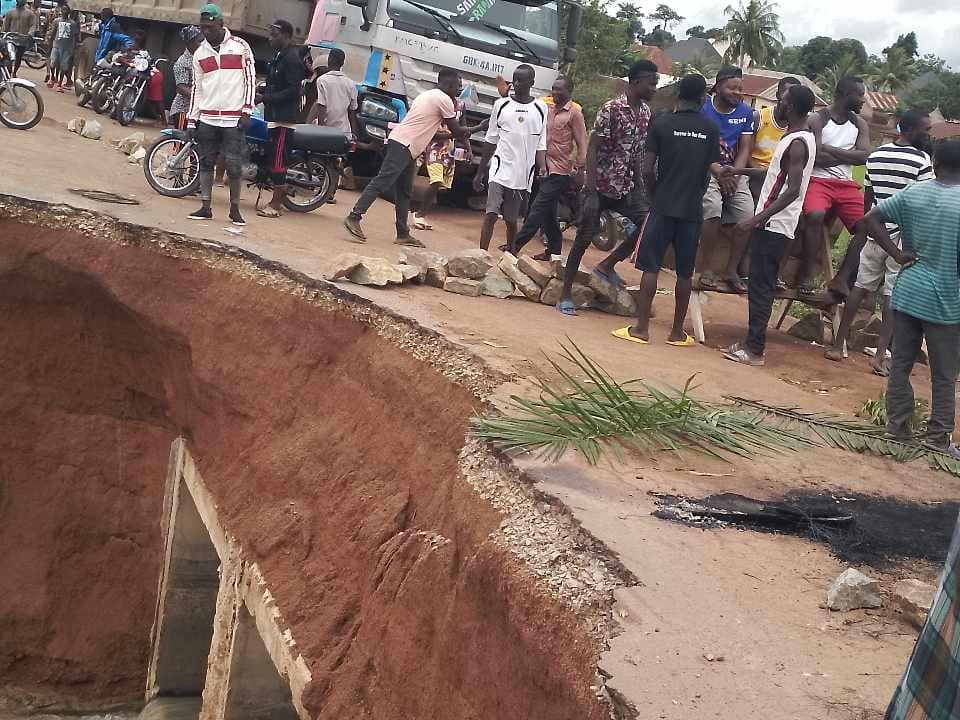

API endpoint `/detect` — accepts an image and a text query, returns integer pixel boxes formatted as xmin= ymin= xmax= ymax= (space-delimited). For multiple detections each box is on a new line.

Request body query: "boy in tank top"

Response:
xmin=795 ymin=76 xmax=870 ymax=294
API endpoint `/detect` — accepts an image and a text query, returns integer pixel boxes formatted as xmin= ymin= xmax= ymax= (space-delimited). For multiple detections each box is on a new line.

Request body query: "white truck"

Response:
xmin=307 ymin=0 xmax=582 ymax=180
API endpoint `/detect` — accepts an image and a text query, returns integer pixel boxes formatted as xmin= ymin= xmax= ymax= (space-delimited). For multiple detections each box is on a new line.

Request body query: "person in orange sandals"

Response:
xmin=613 ymin=74 xmax=728 ymax=347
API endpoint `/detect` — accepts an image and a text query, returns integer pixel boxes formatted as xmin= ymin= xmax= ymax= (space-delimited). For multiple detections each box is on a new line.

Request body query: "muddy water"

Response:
xmin=0 ymin=217 xmax=609 ymax=719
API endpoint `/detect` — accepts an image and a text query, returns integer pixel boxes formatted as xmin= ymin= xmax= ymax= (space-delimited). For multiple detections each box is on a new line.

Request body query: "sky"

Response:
xmin=660 ymin=0 xmax=960 ymax=68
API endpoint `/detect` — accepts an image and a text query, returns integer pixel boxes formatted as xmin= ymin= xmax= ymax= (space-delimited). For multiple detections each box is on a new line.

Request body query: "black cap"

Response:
xmin=711 ymin=65 xmax=743 ymax=92
xmin=270 ymin=18 xmax=293 ymax=36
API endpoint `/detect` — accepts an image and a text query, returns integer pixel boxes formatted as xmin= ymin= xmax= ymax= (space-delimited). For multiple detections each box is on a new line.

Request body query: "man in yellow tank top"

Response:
xmin=748 ymin=76 xmax=801 ymax=201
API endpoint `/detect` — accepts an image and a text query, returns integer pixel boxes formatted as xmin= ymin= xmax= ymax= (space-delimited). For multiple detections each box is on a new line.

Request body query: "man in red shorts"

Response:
xmin=796 ymin=76 xmax=870 ymax=295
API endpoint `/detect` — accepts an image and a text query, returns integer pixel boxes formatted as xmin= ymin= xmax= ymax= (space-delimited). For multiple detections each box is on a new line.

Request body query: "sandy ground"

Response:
xmin=4 ymin=71 xmax=960 ymax=719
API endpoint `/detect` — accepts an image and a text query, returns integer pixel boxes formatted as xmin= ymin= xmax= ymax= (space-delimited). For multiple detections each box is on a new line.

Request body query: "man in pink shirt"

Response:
xmin=510 ymin=75 xmax=588 ymax=259
xmin=344 ymin=67 xmax=475 ymax=246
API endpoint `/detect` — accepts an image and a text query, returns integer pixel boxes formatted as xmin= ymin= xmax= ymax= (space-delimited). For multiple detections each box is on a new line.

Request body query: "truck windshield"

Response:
xmin=387 ymin=0 xmax=559 ymax=65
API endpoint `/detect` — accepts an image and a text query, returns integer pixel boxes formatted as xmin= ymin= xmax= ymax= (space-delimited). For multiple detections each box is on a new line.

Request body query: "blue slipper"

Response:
xmin=556 ymin=300 xmax=577 ymax=317
xmin=593 ymin=267 xmax=625 ymax=289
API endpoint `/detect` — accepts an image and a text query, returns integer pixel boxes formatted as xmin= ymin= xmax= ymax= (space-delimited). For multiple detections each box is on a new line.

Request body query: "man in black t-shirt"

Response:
xmin=612 ymin=74 xmax=731 ymax=347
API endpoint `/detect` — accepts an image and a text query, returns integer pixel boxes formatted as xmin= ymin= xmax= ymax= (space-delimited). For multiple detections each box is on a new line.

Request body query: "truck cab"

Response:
xmin=308 ymin=0 xmax=580 ymax=172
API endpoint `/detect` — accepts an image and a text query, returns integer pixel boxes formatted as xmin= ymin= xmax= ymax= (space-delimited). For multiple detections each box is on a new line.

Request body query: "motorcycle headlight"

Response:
xmin=360 ymin=97 xmax=399 ymax=122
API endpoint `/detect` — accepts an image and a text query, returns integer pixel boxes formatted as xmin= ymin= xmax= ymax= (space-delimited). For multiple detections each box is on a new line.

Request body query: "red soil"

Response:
xmin=0 ymin=219 xmax=605 ymax=719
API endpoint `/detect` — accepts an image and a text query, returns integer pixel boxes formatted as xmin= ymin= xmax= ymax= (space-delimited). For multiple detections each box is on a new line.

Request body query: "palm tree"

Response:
xmin=819 ymin=53 xmax=865 ymax=101
xmin=868 ymin=47 xmax=916 ymax=94
xmin=722 ymin=0 xmax=784 ymax=68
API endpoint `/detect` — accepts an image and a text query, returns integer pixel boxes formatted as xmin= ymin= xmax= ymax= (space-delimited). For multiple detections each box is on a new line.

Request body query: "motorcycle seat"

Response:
xmin=289 ymin=125 xmax=350 ymax=154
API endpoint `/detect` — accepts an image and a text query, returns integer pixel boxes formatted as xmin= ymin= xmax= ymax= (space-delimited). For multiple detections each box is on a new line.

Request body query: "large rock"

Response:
xmin=117 ymin=131 xmax=146 ymax=155
xmin=540 ymin=278 xmax=595 ymax=309
xmin=80 ymin=119 xmax=103 ymax=140
xmin=399 ymin=264 xmax=421 ymax=283
xmin=324 ymin=252 xmax=364 ymax=281
xmin=498 ymin=252 xmax=541 ymax=301
xmin=348 ymin=257 xmax=405 ymax=286
xmin=398 ymin=248 xmax=447 ymax=288
xmin=559 ymin=257 xmax=593 ymax=287
xmin=516 ymin=255 xmax=554 ymax=288
xmin=447 ymin=248 xmax=494 ymax=280
xmin=480 ymin=268 xmax=515 ymax=299
xmin=826 ymin=568 xmax=882 ymax=612
xmin=67 ymin=117 xmax=85 ymax=134
xmin=443 ymin=276 xmax=482 ymax=296
xmin=593 ymin=287 xmax=637 ymax=316
xmin=893 ymin=579 xmax=936 ymax=627
xmin=128 ymin=147 xmax=147 ymax=164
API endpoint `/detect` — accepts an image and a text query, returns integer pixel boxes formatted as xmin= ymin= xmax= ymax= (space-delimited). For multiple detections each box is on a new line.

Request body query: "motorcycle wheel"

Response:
xmin=143 ymin=136 xmax=201 ymax=197
xmin=591 ymin=211 xmax=616 ymax=252
xmin=77 ymin=81 xmax=92 ymax=107
xmin=0 ymin=82 xmax=44 ymax=130
xmin=115 ymin=86 xmax=137 ymax=126
xmin=282 ymin=158 xmax=337 ymax=213
xmin=23 ymin=50 xmax=47 ymax=70
xmin=90 ymin=79 xmax=111 ymax=114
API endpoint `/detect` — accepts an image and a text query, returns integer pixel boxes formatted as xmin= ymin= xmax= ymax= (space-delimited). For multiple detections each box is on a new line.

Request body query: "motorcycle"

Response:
xmin=88 ymin=53 xmax=132 ymax=115
xmin=0 ymin=36 xmax=43 ymax=130
xmin=113 ymin=56 xmax=167 ymax=126
xmin=5 ymin=32 xmax=48 ymax=70
xmin=143 ymin=116 xmax=352 ymax=213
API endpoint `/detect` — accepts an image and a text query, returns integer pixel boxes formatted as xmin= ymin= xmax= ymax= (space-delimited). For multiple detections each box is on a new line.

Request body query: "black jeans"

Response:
xmin=513 ymin=173 xmax=571 ymax=255
xmin=350 ymin=139 xmax=415 ymax=236
xmin=196 ymin=121 xmax=244 ymax=177
xmin=745 ymin=229 xmax=788 ymax=356
xmin=887 ymin=310 xmax=960 ymax=446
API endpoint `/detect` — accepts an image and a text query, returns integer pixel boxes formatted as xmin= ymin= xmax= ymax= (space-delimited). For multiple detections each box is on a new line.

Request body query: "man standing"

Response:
xmin=2 ymin=0 xmax=38 ymax=76
xmin=343 ymin=67 xmax=474 ymax=246
xmin=509 ymin=75 xmax=587 ymax=260
xmin=169 ymin=26 xmax=202 ymax=130
xmin=474 ymin=64 xmax=547 ymax=251
xmin=556 ymin=60 xmax=659 ymax=316
xmin=722 ymin=86 xmax=820 ymax=366
xmin=186 ymin=3 xmax=256 ymax=226
xmin=612 ymin=74 xmax=725 ymax=346
xmin=824 ymin=110 xmax=934 ymax=371
xmin=46 ymin=3 xmax=78 ymax=92
xmin=857 ymin=140 xmax=960 ymax=457
xmin=93 ymin=7 xmax=131 ymax=64
xmin=796 ymin=76 xmax=870 ymax=294
xmin=257 ymin=19 xmax=306 ymax=218
xmin=307 ymin=48 xmax=357 ymax=203
xmin=697 ymin=66 xmax=756 ymax=293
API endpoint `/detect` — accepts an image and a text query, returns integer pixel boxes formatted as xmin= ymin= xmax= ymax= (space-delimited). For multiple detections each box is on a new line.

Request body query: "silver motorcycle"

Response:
xmin=0 ymin=34 xmax=44 ymax=130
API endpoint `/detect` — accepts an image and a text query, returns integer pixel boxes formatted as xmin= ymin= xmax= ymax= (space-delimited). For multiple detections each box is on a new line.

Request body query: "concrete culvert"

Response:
xmin=0 ymin=201 xmax=630 ymax=720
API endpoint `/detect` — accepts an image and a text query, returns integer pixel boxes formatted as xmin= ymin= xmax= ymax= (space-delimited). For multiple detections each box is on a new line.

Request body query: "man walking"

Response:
xmin=2 ymin=0 xmax=38 ymax=76
xmin=186 ymin=3 xmax=256 ymax=226
xmin=824 ymin=110 xmax=933 ymax=371
xmin=722 ymin=86 xmax=819 ymax=366
xmin=611 ymin=74 xmax=726 ymax=346
xmin=556 ymin=60 xmax=659 ymax=316
xmin=856 ymin=140 xmax=960 ymax=456
xmin=796 ymin=76 xmax=870 ymax=294
xmin=474 ymin=64 xmax=547 ymax=251
xmin=307 ymin=48 xmax=357 ymax=203
xmin=257 ymin=19 xmax=306 ymax=218
xmin=697 ymin=66 xmax=756 ymax=293
xmin=343 ymin=67 xmax=475 ymax=246
xmin=509 ymin=75 xmax=587 ymax=260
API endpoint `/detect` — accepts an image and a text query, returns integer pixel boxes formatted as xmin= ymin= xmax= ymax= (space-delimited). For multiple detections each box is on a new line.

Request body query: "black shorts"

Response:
xmin=196 ymin=121 xmax=245 ymax=176
xmin=634 ymin=212 xmax=702 ymax=279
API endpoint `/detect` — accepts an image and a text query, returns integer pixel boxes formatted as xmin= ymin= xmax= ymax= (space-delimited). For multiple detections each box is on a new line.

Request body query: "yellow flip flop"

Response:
xmin=666 ymin=333 xmax=696 ymax=347
xmin=611 ymin=327 xmax=648 ymax=344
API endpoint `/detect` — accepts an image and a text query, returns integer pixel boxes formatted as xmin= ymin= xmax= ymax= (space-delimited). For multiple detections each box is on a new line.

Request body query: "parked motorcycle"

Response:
xmin=10 ymin=32 xmax=47 ymax=70
xmin=113 ymin=56 xmax=167 ymax=126
xmin=143 ymin=116 xmax=352 ymax=213
xmin=88 ymin=53 xmax=131 ymax=115
xmin=0 ymin=36 xmax=43 ymax=130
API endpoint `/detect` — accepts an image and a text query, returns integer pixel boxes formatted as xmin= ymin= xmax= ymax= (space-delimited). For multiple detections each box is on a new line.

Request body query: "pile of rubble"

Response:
xmin=326 ymin=247 xmax=637 ymax=316
xmin=826 ymin=567 xmax=936 ymax=627
xmin=66 ymin=122 xmax=148 ymax=165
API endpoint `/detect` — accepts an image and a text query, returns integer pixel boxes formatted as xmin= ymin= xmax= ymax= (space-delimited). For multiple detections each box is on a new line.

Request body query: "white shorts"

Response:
xmin=855 ymin=236 xmax=901 ymax=296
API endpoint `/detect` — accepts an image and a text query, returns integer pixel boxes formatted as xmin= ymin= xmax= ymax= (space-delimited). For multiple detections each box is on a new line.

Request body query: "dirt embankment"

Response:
xmin=0 ymin=217 xmax=607 ymax=719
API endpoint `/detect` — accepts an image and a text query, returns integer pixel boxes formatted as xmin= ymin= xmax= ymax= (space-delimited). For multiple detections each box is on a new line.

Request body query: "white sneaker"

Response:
xmin=413 ymin=214 xmax=433 ymax=230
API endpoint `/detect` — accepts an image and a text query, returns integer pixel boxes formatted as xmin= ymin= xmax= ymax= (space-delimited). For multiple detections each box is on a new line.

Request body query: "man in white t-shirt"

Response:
xmin=474 ymin=64 xmax=547 ymax=251
xmin=344 ymin=67 xmax=475 ymax=246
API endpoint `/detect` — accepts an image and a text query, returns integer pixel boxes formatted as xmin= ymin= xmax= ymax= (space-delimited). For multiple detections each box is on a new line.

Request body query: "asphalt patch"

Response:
xmin=654 ymin=491 xmax=959 ymax=567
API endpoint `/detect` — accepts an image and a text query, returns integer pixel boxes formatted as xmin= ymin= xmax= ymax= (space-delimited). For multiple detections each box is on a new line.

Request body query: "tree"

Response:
xmin=569 ymin=0 xmax=633 ymax=81
xmin=884 ymin=32 xmax=918 ymax=60
xmin=819 ymin=53 xmax=866 ymax=100
xmin=648 ymin=3 xmax=683 ymax=32
xmin=774 ymin=45 xmax=805 ymax=75
xmin=686 ymin=24 xmax=725 ymax=39
xmin=868 ymin=46 xmax=915 ymax=93
xmin=722 ymin=0 xmax=784 ymax=68
xmin=798 ymin=36 xmax=867 ymax=81
xmin=672 ymin=52 xmax=721 ymax=77
xmin=641 ymin=26 xmax=676 ymax=48
xmin=903 ymin=72 xmax=960 ymax=119
xmin=615 ymin=2 xmax=645 ymax=40
xmin=916 ymin=53 xmax=948 ymax=75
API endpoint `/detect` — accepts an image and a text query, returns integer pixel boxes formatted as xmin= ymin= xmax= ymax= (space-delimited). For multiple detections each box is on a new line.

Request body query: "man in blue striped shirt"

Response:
xmin=826 ymin=110 xmax=933 ymax=372
xmin=860 ymin=139 xmax=960 ymax=457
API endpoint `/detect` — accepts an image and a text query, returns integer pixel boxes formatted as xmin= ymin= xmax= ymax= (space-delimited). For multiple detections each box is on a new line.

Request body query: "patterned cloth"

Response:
xmin=169 ymin=50 xmax=193 ymax=116
xmin=591 ymin=94 xmax=650 ymax=202
xmin=887 ymin=511 xmax=960 ymax=719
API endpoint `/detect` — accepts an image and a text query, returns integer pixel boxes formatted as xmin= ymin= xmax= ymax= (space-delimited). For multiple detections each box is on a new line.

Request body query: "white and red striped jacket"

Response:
xmin=187 ymin=29 xmax=255 ymax=128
